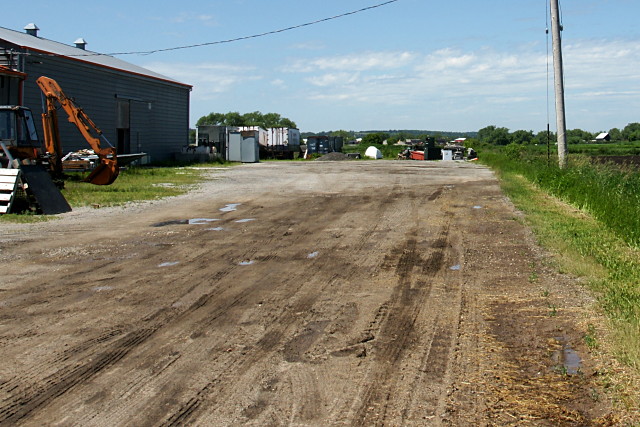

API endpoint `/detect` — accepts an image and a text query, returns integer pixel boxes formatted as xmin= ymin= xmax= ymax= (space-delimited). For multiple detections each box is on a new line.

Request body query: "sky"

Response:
xmin=4 ymin=0 xmax=640 ymax=133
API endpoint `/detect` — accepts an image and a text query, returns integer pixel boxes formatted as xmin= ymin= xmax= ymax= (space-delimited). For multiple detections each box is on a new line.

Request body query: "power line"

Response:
xmin=70 ymin=0 xmax=400 ymax=57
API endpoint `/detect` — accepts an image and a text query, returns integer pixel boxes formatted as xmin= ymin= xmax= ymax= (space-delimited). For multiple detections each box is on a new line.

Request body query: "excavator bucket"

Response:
xmin=85 ymin=158 xmax=119 ymax=185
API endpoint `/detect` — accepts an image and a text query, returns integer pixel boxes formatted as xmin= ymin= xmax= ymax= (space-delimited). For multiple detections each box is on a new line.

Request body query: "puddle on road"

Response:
xmin=235 ymin=218 xmax=255 ymax=223
xmin=188 ymin=218 xmax=220 ymax=225
xmin=307 ymin=251 xmax=319 ymax=259
xmin=158 ymin=261 xmax=180 ymax=268
xmin=220 ymin=203 xmax=241 ymax=212
xmin=552 ymin=337 xmax=582 ymax=375
xmin=449 ymin=264 xmax=461 ymax=271
xmin=153 ymin=218 xmax=220 ymax=227
xmin=207 ymin=227 xmax=225 ymax=231
xmin=562 ymin=347 xmax=581 ymax=375
xmin=473 ymin=205 xmax=483 ymax=209
xmin=239 ymin=260 xmax=255 ymax=266
xmin=92 ymin=286 xmax=114 ymax=292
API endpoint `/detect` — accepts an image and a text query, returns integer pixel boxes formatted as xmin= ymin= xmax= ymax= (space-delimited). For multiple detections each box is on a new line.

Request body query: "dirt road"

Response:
xmin=0 ymin=161 xmax=619 ymax=425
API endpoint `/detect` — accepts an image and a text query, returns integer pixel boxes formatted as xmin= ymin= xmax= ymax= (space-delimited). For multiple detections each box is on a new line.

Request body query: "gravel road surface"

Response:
xmin=0 ymin=161 xmax=619 ymax=425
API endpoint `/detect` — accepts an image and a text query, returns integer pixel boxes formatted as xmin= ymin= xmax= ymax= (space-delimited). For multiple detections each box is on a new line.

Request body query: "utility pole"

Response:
xmin=550 ymin=0 xmax=568 ymax=168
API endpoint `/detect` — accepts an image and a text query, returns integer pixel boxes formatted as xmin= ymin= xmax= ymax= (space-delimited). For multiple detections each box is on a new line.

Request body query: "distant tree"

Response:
xmin=608 ymin=128 xmax=622 ymax=141
xmin=261 ymin=112 xmax=284 ymax=128
xmin=477 ymin=126 xmax=510 ymax=145
xmin=511 ymin=129 xmax=534 ymax=145
xmin=622 ymin=123 xmax=640 ymax=141
xmin=533 ymin=130 xmax=556 ymax=145
xmin=330 ymin=130 xmax=355 ymax=140
xmin=242 ymin=111 xmax=263 ymax=126
xmin=196 ymin=111 xmax=297 ymax=128
xmin=223 ymin=112 xmax=243 ymax=126
xmin=477 ymin=126 xmax=497 ymax=143
xmin=386 ymin=135 xmax=401 ymax=145
xmin=566 ymin=128 xmax=594 ymax=144
xmin=493 ymin=127 xmax=511 ymax=145
xmin=279 ymin=117 xmax=297 ymax=128
xmin=196 ymin=112 xmax=226 ymax=126
xmin=361 ymin=132 xmax=388 ymax=145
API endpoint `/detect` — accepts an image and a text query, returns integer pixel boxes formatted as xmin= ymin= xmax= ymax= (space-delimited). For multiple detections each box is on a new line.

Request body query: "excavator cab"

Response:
xmin=0 ymin=106 xmax=42 ymax=164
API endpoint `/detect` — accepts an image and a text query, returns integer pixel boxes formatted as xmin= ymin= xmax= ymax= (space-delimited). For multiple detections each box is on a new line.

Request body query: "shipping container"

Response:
xmin=227 ymin=131 xmax=259 ymax=163
xmin=268 ymin=127 xmax=300 ymax=147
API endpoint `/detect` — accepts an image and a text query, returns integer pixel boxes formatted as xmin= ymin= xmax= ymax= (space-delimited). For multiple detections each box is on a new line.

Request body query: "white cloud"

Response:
xmin=143 ymin=62 xmax=261 ymax=99
xmin=145 ymin=37 xmax=640 ymax=131
xmin=288 ymin=51 xmax=416 ymax=72
xmin=170 ymin=12 xmax=218 ymax=26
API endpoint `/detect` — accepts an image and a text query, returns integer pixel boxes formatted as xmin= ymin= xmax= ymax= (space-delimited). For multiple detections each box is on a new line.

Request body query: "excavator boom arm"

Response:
xmin=36 ymin=76 xmax=118 ymax=185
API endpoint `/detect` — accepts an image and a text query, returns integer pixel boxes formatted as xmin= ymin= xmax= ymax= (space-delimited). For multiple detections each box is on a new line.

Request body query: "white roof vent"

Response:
xmin=24 ymin=23 xmax=39 ymax=37
xmin=74 ymin=38 xmax=87 ymax=50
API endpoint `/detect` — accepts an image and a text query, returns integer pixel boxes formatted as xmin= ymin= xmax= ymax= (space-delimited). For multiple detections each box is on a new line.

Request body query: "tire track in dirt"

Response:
xmin=350 ymin=197 xmax=460 ymax=425
xmin=158 ymin=193 xmax=396 ymax=425
xmin=0 ymin=196 xmax=342 ymax=425
xmin=351 ymin=230 xmax=443 ymax=423
xmin=22 ymin=191 xmax=387 ymax=426
xmin=151 ymin=186 xmax=411 ymax=425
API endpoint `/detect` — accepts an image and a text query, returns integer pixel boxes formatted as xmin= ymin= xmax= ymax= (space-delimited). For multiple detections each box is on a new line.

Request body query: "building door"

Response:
xmin=116 ymin=100 xmax=131 ymax=154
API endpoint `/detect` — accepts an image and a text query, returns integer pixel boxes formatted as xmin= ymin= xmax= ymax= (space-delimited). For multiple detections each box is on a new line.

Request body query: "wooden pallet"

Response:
xmin=0 ymin=168 xmax=20 ymax=214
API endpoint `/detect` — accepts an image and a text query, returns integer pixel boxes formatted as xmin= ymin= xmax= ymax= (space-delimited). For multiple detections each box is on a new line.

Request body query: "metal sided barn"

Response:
xmin=0 ymin=24 xmax=192 ymax=162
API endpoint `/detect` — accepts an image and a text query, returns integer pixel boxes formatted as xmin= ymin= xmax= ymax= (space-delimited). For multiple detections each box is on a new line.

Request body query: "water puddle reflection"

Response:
xmin=307 ymin=251 xmax=319 ymax=259
xmin=220 ymin=203 xmax=241 ymax=212
xmin=552 ymin=337 xmax=582 ymax=375
xmin=239 ymin=260 xmax=255 ymax=266
xmin=189 ymin=218 xmax=220 ymax=225
xmin=235 ymin=218 xmax=255 ymax=223
xmin=158 ymin=261 xmax=180 ymax=268
xmin=449 ymin=264 xmax=461 ymax=271
xmin=207 ymin=227 xmax=224 ymax=231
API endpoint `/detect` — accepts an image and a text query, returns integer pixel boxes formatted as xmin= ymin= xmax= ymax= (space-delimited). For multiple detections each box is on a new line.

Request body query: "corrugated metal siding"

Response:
xmin=7 ymin=44 xmax=188 ymax=162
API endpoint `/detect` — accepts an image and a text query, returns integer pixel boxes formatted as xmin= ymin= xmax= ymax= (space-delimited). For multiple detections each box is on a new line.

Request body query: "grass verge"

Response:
xmin=62 ymin=165 xmax=212 ymax=207
xmin=493 ymin=169 xmax=640 ymax=411
xmin=1 ymin=164 xmax=220 ymax=222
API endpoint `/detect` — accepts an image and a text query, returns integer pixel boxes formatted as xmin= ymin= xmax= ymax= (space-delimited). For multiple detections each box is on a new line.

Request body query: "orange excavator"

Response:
xmin=35 ymin=76 xmax=118 ymax=185
xmin=1 ymin=77 xmax=118 ymax=185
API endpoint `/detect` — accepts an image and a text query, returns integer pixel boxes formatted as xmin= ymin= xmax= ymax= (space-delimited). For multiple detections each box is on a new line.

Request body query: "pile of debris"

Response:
xmin=61 ymin=149 xmax=97 ymax=171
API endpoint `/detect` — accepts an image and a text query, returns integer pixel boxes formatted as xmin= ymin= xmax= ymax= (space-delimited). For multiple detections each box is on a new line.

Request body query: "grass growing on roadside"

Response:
xmin=480 ymin=142 xmax=640 ymax=411
xmin=497 ymin=172 xmax=640 ymax=366
xmin=61 ymin=165 xmax=208 ymax=207
xmin=0 ymin=164 xmax=215 ymax=223
xmin=482 ymin=148 xmax=640 ymax=248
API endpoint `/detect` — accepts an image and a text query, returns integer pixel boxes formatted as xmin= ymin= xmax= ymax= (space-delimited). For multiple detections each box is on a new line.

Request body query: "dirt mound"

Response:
xmin=315 ymin=152 xmax=351 ymax=161
xmin=592 ymin=155 xmax=640 ymax=167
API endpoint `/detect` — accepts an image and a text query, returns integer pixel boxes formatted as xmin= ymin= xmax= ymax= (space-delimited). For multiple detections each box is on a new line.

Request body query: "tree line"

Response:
xmin=197 ymin=111 xmax=297 ymax=129
xmin=477 ymin=123 xmax=640 ymax=145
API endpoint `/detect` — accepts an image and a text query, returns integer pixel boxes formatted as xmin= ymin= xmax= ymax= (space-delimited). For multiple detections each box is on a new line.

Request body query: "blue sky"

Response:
xmin=4 ymin=0 xmax=640 ymax=133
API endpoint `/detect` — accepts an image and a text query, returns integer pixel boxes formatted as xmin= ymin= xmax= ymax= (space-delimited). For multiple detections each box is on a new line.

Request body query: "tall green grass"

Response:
xmin=62 ymin=165 xmax=207 ymax=207
xmin=483 ymin=148 xmax=640 ymax=247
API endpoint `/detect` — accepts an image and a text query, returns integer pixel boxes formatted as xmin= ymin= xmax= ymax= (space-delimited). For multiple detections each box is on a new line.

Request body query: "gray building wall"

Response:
xmin=1 ymin=41 xmax=190 ymax=162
